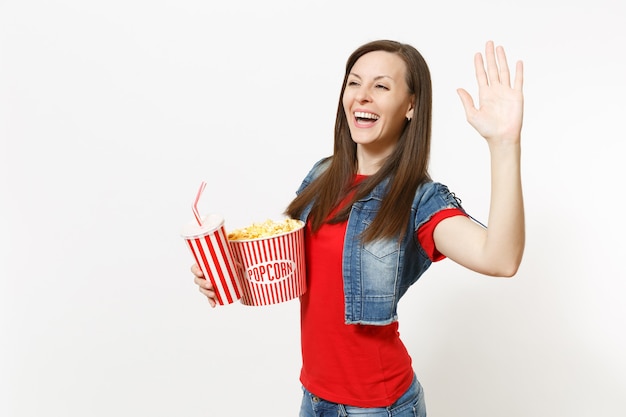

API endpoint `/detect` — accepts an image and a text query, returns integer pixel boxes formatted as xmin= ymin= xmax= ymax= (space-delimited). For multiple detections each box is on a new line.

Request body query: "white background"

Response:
xmin=2 ymin=1 xmax=625 ymax=416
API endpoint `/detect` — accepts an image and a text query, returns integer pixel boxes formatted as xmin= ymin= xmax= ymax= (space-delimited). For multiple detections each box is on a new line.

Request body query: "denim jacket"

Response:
xmin=296 ymin=158 xmax=465 ymax=326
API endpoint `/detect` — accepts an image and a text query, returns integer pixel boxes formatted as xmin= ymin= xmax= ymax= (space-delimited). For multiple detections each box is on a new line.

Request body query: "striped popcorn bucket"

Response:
xmin=181 ymin=214 xmax=242 ymax=306
xmin=229 ymin=221 xmax=306 ymax=306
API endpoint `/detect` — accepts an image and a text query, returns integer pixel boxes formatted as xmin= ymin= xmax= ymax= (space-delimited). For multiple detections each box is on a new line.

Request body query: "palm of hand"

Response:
xmin=458 ymin=41 xmax=524 ymax=145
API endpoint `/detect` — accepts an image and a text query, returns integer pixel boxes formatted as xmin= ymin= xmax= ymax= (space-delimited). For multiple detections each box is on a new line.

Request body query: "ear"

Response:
xmin=405 ymin=98 xmax=415 ymax=120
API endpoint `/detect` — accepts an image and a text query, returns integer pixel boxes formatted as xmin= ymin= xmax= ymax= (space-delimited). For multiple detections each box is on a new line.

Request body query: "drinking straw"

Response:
xmin=192 ymin=181 xmax=207 ymax=227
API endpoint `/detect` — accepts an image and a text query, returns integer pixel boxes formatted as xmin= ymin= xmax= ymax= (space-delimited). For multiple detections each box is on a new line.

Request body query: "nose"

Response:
xmin=355 ymin=86 xmax=372 ymax=103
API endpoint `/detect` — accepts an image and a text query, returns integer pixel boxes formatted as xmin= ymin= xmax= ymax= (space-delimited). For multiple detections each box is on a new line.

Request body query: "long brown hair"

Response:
xmin=285 ymin=40 xmax=433 ymax=242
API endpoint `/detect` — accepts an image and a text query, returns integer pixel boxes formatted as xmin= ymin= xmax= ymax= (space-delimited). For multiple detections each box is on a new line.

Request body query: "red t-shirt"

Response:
xmin=299 ymin=178 xmax=465 ymax=407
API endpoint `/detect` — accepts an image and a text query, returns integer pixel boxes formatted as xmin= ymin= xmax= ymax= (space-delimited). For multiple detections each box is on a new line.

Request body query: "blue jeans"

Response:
xmin=299 ymin=374 xmax=426 ymax=417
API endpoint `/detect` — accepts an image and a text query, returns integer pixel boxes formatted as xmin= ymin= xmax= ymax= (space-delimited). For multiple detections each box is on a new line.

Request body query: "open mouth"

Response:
xmin=354 ymin=111 xmax=380 ymax=126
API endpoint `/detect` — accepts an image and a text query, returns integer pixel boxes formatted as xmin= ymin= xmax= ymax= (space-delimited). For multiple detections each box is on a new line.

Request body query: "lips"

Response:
xmin=354 ymin=111 xmax=380 ymax=127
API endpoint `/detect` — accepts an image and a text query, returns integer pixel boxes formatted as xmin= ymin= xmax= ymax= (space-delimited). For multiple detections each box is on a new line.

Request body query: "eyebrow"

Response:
xmin=348 ymin=73 xmax=395 ymax=82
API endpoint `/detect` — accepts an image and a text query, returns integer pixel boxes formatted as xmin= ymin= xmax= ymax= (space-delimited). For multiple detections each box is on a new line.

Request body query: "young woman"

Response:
xmin=192 ymin=39 xmax=524 ymax=417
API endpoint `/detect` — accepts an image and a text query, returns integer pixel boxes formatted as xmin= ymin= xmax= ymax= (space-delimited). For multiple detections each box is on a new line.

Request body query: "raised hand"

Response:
xmin=434 ymin=41 xmax=525 ymax=277
xmin=457 ymin=41 xmax=524 ymax=146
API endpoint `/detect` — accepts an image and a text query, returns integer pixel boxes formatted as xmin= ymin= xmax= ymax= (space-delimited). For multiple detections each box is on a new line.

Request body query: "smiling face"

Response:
xmin=342 ymin=50 xmax=415 ymax=163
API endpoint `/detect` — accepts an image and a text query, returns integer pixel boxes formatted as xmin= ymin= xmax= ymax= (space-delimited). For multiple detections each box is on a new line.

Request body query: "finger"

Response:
xmin=194 ymin=275 xmax=213 ymax=289
xmin=199 ymin=286 xmax=216 ymax=299
xmin=456 ymin=88 xmax=476 ymax=115
xmin=191 ymin=263 xmax=204 ymax=278
xmin=484 ymin=40 xmax=500 ymax=85
xmin=496 ymin=45 xmax=511 ymax=86
xmin=514 ymin=60 xmax=524 ymax=92
xmin=199 ymin=286 xmax=218 ymax=308
xmin=474 ymin=52 xmax=488 ymax=87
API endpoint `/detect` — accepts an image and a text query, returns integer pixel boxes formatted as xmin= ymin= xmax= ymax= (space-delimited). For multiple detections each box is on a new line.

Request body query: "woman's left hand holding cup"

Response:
xmin=192 ymin=263 xmax=218 ymax=308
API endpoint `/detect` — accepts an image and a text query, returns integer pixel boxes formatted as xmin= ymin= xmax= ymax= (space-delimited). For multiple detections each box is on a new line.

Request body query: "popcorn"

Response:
xmin=228 ymin=217 xmax=307 ymax=305
xmin=227 ymin=218 xmax=303 ymax=241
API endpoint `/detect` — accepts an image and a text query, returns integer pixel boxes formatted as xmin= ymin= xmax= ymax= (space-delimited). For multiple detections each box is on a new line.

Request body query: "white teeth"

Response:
xmin=354 ymin=111 xmax=379 ymax=120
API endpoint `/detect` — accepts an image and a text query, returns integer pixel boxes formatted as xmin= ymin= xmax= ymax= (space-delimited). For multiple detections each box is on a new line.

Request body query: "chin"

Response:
xmin=350 ymin=134 xmax=377 ymax=145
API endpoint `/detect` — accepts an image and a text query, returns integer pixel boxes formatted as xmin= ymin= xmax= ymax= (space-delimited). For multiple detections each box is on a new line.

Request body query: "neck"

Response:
xmin=356 ymin=145 xmax=394 ymax=175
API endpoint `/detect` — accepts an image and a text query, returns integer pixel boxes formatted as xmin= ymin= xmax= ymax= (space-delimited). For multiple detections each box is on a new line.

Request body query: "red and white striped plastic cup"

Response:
xmin=229 ymin=221 xmax=306 ymax=306
xmin=181 ymin=214 xmax=242 ymax=306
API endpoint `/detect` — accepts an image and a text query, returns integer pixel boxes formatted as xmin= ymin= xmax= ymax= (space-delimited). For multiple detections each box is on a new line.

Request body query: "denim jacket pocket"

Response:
xmin=362 ymin=237 xmax=400 ymax=297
